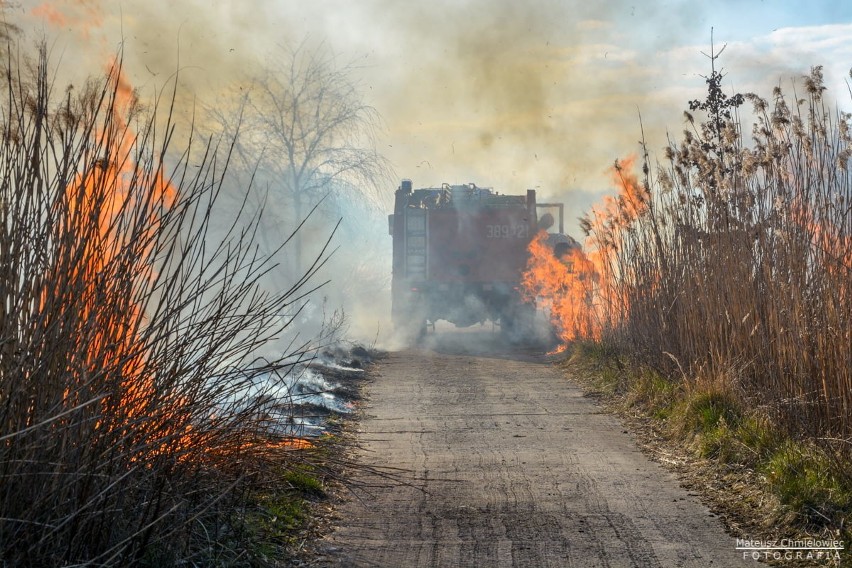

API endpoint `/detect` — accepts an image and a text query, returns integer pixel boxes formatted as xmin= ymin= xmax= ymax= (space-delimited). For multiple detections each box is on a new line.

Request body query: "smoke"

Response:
xmin=17 ymin=1 xmax=852 ymax=202
xmin=314 ymin=0 xmax=730 ymax=243
xmin=16 ymin=0 xmax=669 ymax=221
xmin=12 ymin=0 xmax=852 ymax=347
xmin=355 ymin=0 xmax=631 ymax=200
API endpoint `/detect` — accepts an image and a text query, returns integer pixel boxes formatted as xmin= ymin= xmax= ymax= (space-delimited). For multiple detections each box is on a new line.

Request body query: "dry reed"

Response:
xmin=582 ymin=60 xmax=851 ymax=448
xmin=0 ymin=46 xmax=331 ymax=565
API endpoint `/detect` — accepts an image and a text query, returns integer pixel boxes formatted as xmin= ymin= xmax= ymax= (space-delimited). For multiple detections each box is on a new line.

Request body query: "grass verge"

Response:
xmin=564 ymin=341 xmax=851 ymax=566
xmin=204 ymin=427 xmax=352 ymax=567
xmin=236 ymin=452 xmax=333 ymax=565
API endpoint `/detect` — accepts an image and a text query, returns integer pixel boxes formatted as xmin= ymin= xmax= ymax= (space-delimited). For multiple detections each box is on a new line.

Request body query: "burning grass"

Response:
xmin=0 ymin=45 xmax=345 ymax=565
xmin=526 ymin=60 xmax=852 ymax=448
xmin=530 ymin=54 xmax=852 ymax=540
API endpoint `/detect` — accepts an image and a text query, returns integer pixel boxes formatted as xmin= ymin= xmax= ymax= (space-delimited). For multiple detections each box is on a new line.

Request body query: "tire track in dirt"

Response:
xmin=320 ymin=329 xmax=748 ymax=567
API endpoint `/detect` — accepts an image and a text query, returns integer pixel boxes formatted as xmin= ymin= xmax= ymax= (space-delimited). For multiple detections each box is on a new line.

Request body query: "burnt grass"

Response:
xmin=310 ymin=345 xmax=380 ymax=412
xmin=280 ymin=344 xmax=383 ymax=566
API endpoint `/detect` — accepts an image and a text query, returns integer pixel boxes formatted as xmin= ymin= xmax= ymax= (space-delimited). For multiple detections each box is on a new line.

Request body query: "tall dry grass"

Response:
xmin=577 ymin=61 xmax=851 ymax=446
xmin=0 ymin=46 xmax=330 ymax=565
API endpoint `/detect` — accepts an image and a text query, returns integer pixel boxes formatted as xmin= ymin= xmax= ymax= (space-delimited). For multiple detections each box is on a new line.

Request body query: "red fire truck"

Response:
xmin=389 ymin=179 xmax=569 ymax=340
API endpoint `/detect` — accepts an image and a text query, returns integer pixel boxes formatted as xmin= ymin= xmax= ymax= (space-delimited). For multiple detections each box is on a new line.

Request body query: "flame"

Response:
xmin=610 ymin=155 xmax=650 ymax=221
xmin=31 ymin=1 xmax=104 ymax=41
xmin=60 ymin=60 xmax=174 ymax=451
xmin=790 ymin=198 xmax=852 ymax=274
xmin=31 ymin=0 xmax=327 ymax=457
xmin=31 ymin=4 xmax=68 ymax=27
xmin=270 ymin=437 xmax=315 ymax=450
xmin=586 ymin=155 xmax=649 ymax=253
xmin=28 ymin=4 xmax=202 ymax=461
xmin=521 ymin=230 xmax=601 ymax=343
xmin=522 ymin=156 xmax=647 ymax=348
xmin=57 ymin=59 xmax=316 ymax=459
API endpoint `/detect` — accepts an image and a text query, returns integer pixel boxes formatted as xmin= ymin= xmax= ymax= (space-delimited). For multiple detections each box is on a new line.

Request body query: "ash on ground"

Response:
xmin=266 ymin=344 xmax=378 ymax=439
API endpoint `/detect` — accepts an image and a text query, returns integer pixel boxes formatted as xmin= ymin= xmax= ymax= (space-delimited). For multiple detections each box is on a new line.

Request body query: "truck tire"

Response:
xmin=501 ymin=302 xmax=535 ymax=343
xmin=395 ymin=304 xmax=428 ymax=344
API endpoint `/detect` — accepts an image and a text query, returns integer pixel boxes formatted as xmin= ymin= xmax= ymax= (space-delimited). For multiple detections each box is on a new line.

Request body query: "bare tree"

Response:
xmin=210 ymin=42 xmax=391 ymax=275
xmin=0 ymin=44 xmax=337 ymax=566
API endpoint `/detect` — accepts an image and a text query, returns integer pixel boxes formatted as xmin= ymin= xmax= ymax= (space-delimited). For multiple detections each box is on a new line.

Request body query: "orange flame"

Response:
xmin=521 ymin=156 xmax=647 ymax=348
xmin=59 ymin=60 xmax=315 ymax=459
xmin=32 ymin=1 xmax=104 ymax=41
xmin=64 ymin=61 xmax=174 ymax=449
xmin=521 ymin=231 xmax=601 ymax=344
xmin=790 ymin=198 xmax=852 ymax=274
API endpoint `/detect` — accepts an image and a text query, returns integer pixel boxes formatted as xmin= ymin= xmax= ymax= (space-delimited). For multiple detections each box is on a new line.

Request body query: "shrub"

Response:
xmin=0 ymin=46 xmax=328 ymax=565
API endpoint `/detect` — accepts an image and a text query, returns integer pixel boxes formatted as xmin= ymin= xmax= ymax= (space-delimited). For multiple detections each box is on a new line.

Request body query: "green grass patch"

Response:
xmin=733 ymin=416 xmax=781 ymax=465
xmin=668 ymin=389 xmax=743 ymax=460
xmin=679 ymin=390 xmax=742 ymax=433
xmin=672 ymin=393 xmax=780 ymax=465
xmin=624 ymin=369 xmax=677 ymax=415
xmin=283 ymin=468 xmax=326 ymax=498
xmin=223 ymin=460 xmax=331 ymax=563
xmin=255 ymin=491 xmax=309 ymax=533
xmin=764 ymin=441 xmax=852 ymax=525
xmin=564 ymin=341 xmax=852 ymax=542
xmin=570 ymin=340 xmax=621 ymax=362
xmin=564 ymin=340 xmax=625 ymax=396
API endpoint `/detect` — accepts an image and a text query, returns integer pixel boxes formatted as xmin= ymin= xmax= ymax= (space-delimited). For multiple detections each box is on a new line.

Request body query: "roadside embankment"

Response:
xmin=564 ymin=342 xmax=851 ymax=567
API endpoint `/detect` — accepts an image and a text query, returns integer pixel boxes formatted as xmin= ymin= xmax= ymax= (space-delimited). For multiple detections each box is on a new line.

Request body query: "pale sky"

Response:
xmin=9 ymin=0 xmax=852 ymax=231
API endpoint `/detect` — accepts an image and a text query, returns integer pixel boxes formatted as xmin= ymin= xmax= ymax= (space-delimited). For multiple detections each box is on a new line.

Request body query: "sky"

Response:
xmin=7 ymin=0 xmax=852 ymax=227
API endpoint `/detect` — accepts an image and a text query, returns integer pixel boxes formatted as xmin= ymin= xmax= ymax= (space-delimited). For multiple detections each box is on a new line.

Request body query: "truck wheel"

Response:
xmin=501 ymin=303 xmax=534 ymax=343
xmin=396 ymin=314 xmax=427 ymax=345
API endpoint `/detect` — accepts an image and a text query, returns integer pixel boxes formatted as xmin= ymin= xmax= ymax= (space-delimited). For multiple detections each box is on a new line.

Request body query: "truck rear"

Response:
xmin=389 ymin=179 xmax=566 ymax=340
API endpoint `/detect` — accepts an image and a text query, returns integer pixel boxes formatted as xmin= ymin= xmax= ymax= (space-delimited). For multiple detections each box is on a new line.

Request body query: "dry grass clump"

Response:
xmin=584 ymin=59 xmax=851 ymax=448
xmin=555 ymin=51 xmax=852 ymax=538
xmin=0 ymin=46 xmax=329 ymax=565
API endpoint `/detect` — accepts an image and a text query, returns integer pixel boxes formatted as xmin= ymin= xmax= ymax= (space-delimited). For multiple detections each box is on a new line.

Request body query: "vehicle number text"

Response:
xmin=486 ymin=223 xmax=529 ymax=239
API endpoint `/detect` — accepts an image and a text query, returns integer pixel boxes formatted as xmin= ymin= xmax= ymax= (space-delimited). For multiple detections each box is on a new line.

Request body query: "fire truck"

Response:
xmin=389 ymin=178 xmax=571 ymax=340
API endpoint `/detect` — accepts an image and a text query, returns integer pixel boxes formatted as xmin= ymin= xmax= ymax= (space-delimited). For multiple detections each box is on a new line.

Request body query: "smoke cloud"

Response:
xmin=17 ymin=1 xmax=852 ymax=210
xmin=11 ymin=0 xmax=852 ymax=343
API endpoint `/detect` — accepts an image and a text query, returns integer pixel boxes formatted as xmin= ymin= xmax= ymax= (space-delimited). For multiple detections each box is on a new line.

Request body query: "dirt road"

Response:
xmin=321 ymin=329 xmax=749 ymax=567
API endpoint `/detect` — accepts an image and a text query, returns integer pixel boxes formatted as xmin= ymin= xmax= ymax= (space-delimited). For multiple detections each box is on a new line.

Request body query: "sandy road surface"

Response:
xmin=321 ymin=329 xmax=749 ymax=567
